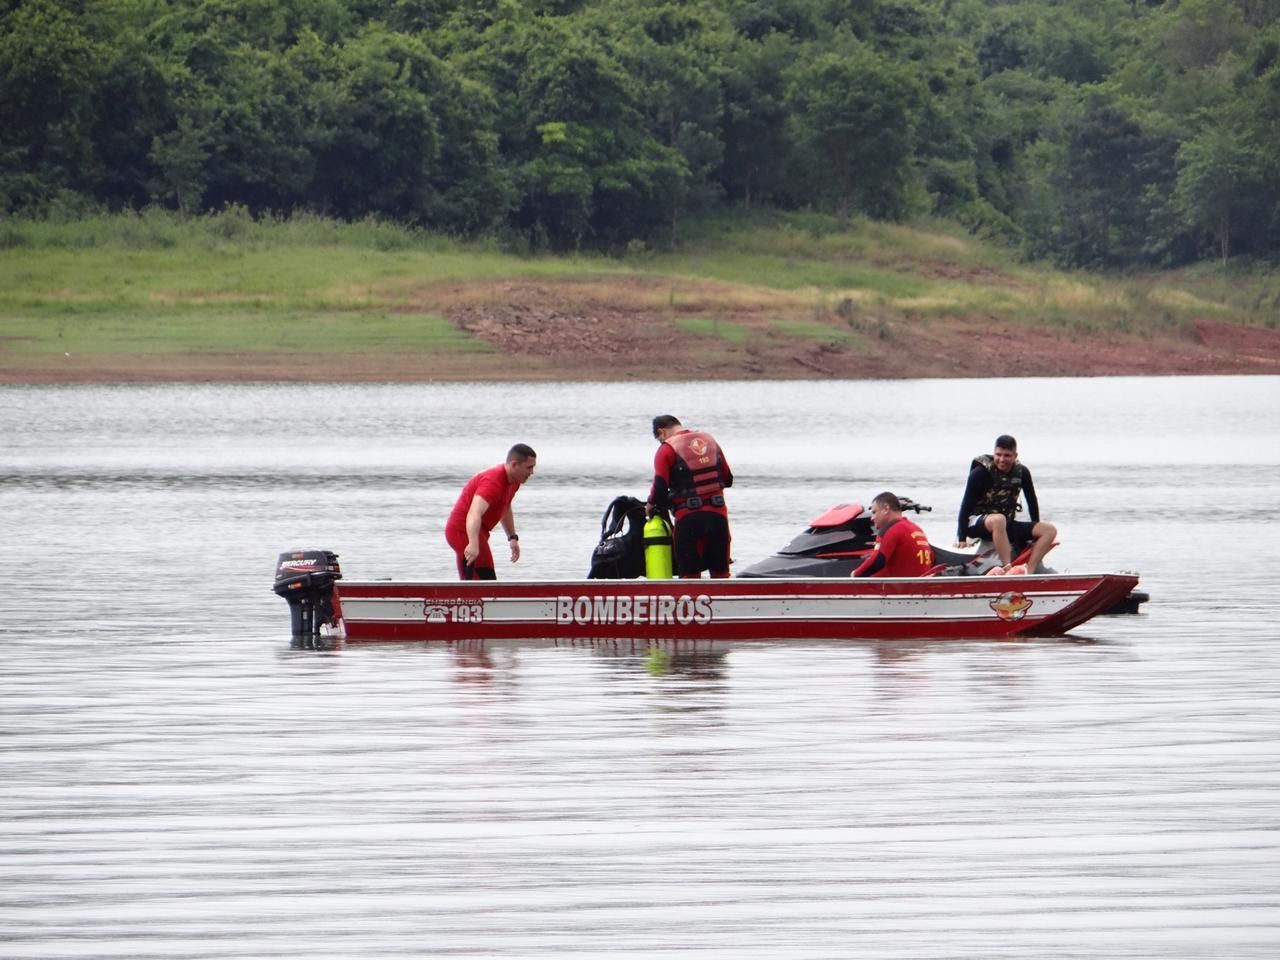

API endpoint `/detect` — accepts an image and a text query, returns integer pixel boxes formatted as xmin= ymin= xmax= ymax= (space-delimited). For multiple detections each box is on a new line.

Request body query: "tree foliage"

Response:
xmin=2 ymin=0 xmax=1280 ymax=264
xmin=785 ymin=38 xmax=926 ymax=223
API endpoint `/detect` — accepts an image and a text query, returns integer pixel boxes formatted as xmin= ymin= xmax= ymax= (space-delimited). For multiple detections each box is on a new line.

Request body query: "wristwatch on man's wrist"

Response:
xmin=507 ymin=533 xmax=519 ymax=541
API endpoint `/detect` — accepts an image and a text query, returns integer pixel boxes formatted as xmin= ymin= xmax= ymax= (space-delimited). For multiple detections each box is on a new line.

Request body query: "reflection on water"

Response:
xmin=3 ymin=378 xmax=1280 ymax=959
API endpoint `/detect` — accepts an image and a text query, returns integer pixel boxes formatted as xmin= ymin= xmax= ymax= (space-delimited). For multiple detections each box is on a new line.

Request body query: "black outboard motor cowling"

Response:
xmin=273 ymin=550 xmax=341 ymax=636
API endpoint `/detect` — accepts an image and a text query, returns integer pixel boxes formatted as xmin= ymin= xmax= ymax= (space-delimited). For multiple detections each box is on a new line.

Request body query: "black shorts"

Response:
xmin=673 ymin=511 xmax=731 ymax=576
xmin=459 ymin=561 xmax=497 ymax=581
xmin=966 ymin=515 xmax=1037 ymax=545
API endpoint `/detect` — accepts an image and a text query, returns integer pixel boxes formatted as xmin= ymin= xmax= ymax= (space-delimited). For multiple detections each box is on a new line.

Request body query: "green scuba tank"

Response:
xmin=643 ymin=514 xmax=674 ymax=579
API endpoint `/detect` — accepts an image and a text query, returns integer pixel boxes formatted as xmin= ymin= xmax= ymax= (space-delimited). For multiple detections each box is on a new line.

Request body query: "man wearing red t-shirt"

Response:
xmin=852 ymin=492 xmax=934 ymax=578
xmin=647 ymin=415 xmax=733 ymax=579
xmin=445 ymin=443 xmax=537 ymax=580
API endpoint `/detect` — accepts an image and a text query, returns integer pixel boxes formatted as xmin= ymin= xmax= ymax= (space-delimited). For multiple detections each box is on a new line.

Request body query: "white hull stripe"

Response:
xmin=338 ymin=592 xmax=1081 ymax=625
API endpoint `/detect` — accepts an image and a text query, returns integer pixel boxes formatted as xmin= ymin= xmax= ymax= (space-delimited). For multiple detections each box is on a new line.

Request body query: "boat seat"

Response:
xmin=976 ymin=538 xmax=1059 ymax=572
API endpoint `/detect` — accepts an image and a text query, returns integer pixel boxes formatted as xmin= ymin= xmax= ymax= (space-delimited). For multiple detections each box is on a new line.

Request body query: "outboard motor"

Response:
xmin=273 ymin=550 xmax=341 ymax=637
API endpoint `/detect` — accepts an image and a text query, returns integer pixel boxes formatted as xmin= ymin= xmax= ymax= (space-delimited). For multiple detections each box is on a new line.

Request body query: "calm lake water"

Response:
xmin=3 ymin=377 xmax=1279 ymax=959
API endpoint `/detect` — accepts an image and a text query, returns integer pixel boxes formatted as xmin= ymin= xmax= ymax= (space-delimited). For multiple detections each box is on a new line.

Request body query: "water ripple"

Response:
xmin=3 ymin=379 xmax=1279 ymax=959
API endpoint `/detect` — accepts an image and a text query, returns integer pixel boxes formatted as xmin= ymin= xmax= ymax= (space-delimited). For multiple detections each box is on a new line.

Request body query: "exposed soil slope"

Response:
xmin=5 ymin=277 xmax=1279 ymax=383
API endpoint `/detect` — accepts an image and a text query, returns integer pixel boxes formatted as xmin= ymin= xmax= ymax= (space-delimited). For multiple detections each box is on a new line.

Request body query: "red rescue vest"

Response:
xmin=665 ymin=430 xmax=725 ymax=509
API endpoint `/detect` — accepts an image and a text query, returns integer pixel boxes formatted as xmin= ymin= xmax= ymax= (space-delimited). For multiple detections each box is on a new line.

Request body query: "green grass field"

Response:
xmin=674 ymin=315 xmax=749 ymax=345
xmin=1 ymin=207 xmax=1274 ymax=362
xmin=0 ymin=309 xmax=483 ymax=355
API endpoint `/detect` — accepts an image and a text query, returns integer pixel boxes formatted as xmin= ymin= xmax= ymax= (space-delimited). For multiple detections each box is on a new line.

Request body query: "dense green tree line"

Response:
xmin=3 ymin=0 xmax=1279 ymax=265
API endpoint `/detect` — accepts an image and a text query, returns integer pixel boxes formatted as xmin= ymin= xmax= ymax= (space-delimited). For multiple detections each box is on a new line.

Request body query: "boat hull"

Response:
xmin=331 ymin=573 xmax=1139 ymax=643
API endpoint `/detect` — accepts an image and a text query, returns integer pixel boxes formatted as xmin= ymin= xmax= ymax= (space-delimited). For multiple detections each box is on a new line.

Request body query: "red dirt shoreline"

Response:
xmin=4 ymin=282 xmax=1278 ymax=384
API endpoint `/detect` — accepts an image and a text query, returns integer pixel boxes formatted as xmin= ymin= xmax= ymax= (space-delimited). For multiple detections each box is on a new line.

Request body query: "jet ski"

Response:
xmin=737 ymin=500 xmax=1148 ymax=615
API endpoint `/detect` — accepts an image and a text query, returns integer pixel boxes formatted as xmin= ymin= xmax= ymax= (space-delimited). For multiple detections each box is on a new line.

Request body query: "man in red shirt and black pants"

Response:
xmin=647 ymin=415 xmax=733 ymax=579
xmin=445 ymin=443 xmax=537 ymax=580
xmin=852 ymin=492 xmax=934 ymax=578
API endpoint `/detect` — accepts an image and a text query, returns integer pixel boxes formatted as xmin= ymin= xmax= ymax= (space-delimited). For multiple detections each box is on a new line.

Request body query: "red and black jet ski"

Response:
xmin=737 ymin=500 xmax=1148 ymax=615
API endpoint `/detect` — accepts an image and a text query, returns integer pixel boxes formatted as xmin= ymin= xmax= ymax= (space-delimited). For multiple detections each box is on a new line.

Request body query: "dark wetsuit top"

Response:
xmin=957 ymin=464 xmax=1039 ymax=542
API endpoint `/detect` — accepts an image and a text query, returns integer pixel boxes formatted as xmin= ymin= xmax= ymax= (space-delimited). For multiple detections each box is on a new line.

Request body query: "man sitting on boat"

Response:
xmin=956 ymin=434 xmax=1058 ymax=574
xmin=646 ymin=415 xmax=734 ymax=579
xmin=851 ymin=492 xmax=935 ymax=577
xmin=444 ymin=443 xmax=537 ymax=580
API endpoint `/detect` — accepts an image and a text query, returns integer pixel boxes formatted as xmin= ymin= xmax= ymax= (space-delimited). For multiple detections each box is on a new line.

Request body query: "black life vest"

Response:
xmin=666 ymin=430 xmax=726 ymax=509
xmin=971 ymin=453 xmax=1026 ymax=519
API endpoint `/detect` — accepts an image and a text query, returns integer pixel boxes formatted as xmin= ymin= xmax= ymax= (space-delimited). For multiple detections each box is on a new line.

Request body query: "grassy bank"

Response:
xmin=1 ymin=208 xmax=1276 ymax=377
xmin=0 ymin=209 xmax=615 ymax=360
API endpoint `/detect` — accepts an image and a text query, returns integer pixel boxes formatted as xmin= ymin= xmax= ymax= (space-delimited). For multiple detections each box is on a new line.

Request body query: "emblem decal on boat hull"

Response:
xmin=990 ymin=591 xmax=1033 ymax=621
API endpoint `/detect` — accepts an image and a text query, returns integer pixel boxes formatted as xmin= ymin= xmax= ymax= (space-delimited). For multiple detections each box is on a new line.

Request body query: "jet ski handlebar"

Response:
xmin=898 ymin=499 xmax=932 ymax=514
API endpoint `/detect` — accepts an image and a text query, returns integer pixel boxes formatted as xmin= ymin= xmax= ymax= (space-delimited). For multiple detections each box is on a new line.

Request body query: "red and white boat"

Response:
xmin=273 ymin=553 xmax=1139 ymax=643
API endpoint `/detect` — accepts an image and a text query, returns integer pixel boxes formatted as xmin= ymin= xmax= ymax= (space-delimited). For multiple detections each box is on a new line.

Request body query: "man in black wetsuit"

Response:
xmin=955 ymin=434 xmax=1058 ymax=573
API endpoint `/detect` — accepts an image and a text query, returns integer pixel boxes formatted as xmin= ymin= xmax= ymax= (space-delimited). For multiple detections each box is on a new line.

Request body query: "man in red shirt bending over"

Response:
xmin=852 ymin=492 xmax=934 ymax=578
xmin=647 ymin=415 xmax=734 ymax=579
xmin=445 ymin=443 xmax=537 ymax=580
